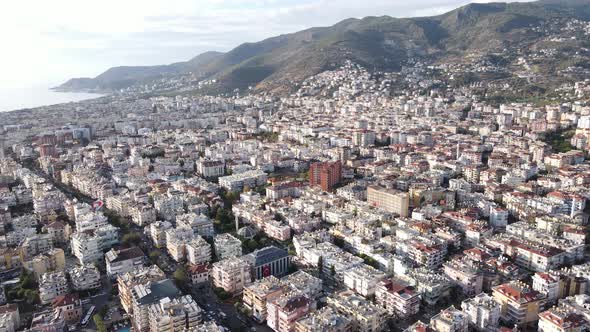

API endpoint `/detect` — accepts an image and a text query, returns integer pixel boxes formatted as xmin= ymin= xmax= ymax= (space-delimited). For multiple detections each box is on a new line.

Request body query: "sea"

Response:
xmin=0 ymin=84 xmax=105 ymax=113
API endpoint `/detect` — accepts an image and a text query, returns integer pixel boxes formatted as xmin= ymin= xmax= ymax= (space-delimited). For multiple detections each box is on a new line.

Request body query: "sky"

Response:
xmin=0 ymin=0 xmax=532 ymax=89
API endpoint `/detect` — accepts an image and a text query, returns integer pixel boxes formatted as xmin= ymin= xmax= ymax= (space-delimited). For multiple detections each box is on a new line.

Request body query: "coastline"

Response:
xmin=0 ymin=86 xmax=106 ymax=113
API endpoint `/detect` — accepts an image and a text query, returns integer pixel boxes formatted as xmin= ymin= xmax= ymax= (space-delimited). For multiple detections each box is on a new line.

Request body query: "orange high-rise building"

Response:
xmin=309 ymin=161 xmax=342 ymax=191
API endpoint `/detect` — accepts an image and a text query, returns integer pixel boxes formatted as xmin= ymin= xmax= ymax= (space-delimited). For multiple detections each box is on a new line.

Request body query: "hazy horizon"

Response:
xmin=0 ymin=0 xmax=533 ymax=90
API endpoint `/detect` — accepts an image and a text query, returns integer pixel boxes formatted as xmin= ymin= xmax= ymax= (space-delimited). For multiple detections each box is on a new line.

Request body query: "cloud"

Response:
xmin=0 ymin=0 xmax=533 ymax=87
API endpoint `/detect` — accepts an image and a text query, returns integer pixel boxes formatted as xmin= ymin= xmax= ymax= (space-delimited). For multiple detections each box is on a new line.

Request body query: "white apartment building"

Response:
xmin=131 ymin=279 xmax=182 ymax=332
xmin=211 ymin=257 xmax=252 ymax=294
xmin=0 ymin=304 xmax=20 ymax=332
xmin=153 ymin=194 xmax=184 ymax=221
xmin=130 ymin=204 xmax=157 ymax=227
xmin=327 ymin=290 xmax=388 ymax=332
xmin=430 ymin=306 xmax=469 ymax=332
xmin=532 ymin=271 xmax=561 ymax=304
xmin=75 ymin=211 xmax=109 ymax=232
xmin=460 ymin=293 xmax=501 ymax=331
xmin=69 ymin=264 xmax=101 ymax=291
xmin=71 ymin=224 xmax=119 ymax=265
xmin=197 ymin=160 xmax=225 ymax=178
xmin=147 ymin=295 xmax=202 ymax=332
xmin=282 ymin=270 xmax=323 ymax=300
xmin=214 ymin=233 xmax=243 ymax=260
xmin=443 ymin=258 xmax=483 ymax=296
xmin=105 ymin=247 xmax=146 ymax=278
xmin=165 ymin=228 xmax=195 ymax=262
xmin=39 ymin=271 xmax=69 ymax=304
xmin=148 ymin=220 xmax=173 ymax=248
xmin=489 ymin=207 xmax=509 ymax=229
xmin=218 ymin=170 xmax=267 ymax=192
xmin=294 ymin=306 xmax=352 ymax=332
xmin=176 ymin=213 xmax=214 ymax=238
xmin=186 ymin=235 xmax=212 ymax=265
xmin=343 ymin=263 xmax=387 ymax=297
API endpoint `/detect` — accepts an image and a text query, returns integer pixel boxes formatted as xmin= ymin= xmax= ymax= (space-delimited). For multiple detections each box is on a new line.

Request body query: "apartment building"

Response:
xmin=309 ymin=161 xmax=342 ymax=192
xmin=106 ymin=247 xmax=146 ymax=278
xmin=492 ymin=281 xmax=546 ymax=328
xmin=186 ymin=235 xmax=212 ymax=265
xmin=343 ymin=263 xmax=387 ymax=297
xmin=219 ymin=170 xmax=267 ymax=192
xmin=401 ymin=268 xmax=453 ymax=306
xmin=52 ymin=293 xmax=83 ymax=324
xmin=39 ymin=271 xmax=69 ymax=305
xmin=243 ymin=276 xmax=288 ymax=323
xmin=538 ymin=306 xmax=589 ymax=332
xmin=19 ymin=233 xmax=53 ymax=260
xmin=460 ymin=293 xmax=501 ymax=331
xmin=367 ymin=185 xmax=409 ymax=217
xmin=0 ymin=304 xmax=20 ymax=332
xmin=148 ymin=220 xmax=173 ymax=248
xmin=118 ymin=265 xmax=166 ymax=314
xmin=430 ymin=306 xmax=469 ymax=332
xmin=397 ymin=239 xmax=444 ymax=270
xmin=443 ymin=258 xmax=483 ymax=296
xmin=165 ymin=227 xmax=194 ymax=262
xmin=176 ymin=212 xmax=214 ymax=237
xmin=213 ymin=233 xmax=242 ymax=260
xmin=532 ymin=271 xmax=587 ymax=305
xmin=375 ymin=279 xmax=421 ymax=318
xmin=327 ymin=290 xmax=388 ymax=332
xmin=197 ymin=159 xmax=225 ymax=178
xmin=187 ymin=263 xmax=210 ymax=285
xmin=71 ymin=224 xmax=119 ymax=265
xmin=43 ymin=220 xmax=71 ymax=245
xmin=22 ymin=248 xmax=65 ymax=279
xmin=147 ymin=295 xmax=202 ymax=332
xmin=266 ymin=291 xmax=314 ymax=332
xmin=69 ymin=264 xmax=101 ymax=291
xmin=266 ymin=181 xmax=304 ymax=201
xmin=282 ymin=270 xmax=323 ymax=300
xmin=130 ymin=204 xmax=157 ymax=227
xmin=294 ymin=306 xmax=352 ymax=332
xmin=211 ymin=257 xmax=252 ymax=294
xmin=29 ymin=309 xmax=66 ymax=332
xmin=131 ymin=279 xmax=182 ymax=332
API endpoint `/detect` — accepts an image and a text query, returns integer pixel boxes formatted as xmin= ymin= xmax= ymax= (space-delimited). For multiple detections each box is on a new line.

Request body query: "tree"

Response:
xmin=173 ymin=266 xmax=188 ymax=286
xmin=333 ymin=237 xmax=345 ymax=248
xmin=330 ymin=265 xmax=336 ymax=276
xmin=93 ymin=314 xmax=107 ymax=332
xmin=317 ymin=256 xmax=323 ymax=275
xmin=213 ymin=287 xmax=231 ymax=301
xmin=149 ymin=250 xmax=161 ymax=263
xmin=99 ymin=306 xmax=108 ymax=317
xmin=122 ymin=232 xmax=142 ymax=247
xmin=245 ymin=239 xmax=260 ymax=252
xmin=7 ymin=269 xmax=39 ymax=306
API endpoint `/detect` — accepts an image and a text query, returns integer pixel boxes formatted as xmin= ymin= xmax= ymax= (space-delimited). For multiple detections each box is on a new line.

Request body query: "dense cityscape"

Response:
xmin=1 ymin=3 xmax=590 ymax=332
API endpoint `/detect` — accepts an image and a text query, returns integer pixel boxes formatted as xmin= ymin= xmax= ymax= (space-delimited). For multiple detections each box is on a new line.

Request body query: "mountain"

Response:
xmin=55 ymin=51 xmax=224 ymax=92
xmin=57 ymin=0 xmax=590 ymax=94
